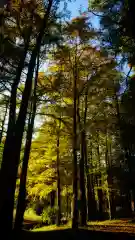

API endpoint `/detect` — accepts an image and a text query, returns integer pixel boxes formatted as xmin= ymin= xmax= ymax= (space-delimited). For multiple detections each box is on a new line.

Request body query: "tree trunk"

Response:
xmin=0 ymin=28 xmax=32 ymax=234
xmin=78 ymin=83 xmax=88 ymax=226
xmin=105 ymin=130 xmax=116 ymax=219
xmin=79 ymin=130 xmax=87 ymax=226
xmin=50 ymin=191 xmax=55 ymax=208
xmin=14 ymin=53 xmax=39 ymax=232
xmin=66 ymin=189 xmax=69 ymax=219
xmin=83 ymin=87 xmax=95 ymax=221
xmin=72 ymin=51 xmax=78 ymax=229
xmin=98 ymin=189 xmax=104 ymax=220
xmin=125 ymin=154 xmax=133 ymax=217
xmin=96 ymin=130 xmax=101 ymax=168
xmin=56 ymin=130 xmax=61 ymax=226
xmin=0 ymin=98 xmax=9 ymax=144
xmin=105 ymin=132 xmax=114 ymax=219
xmin=85 ymin=138 xmax=97 ymax=221
xmin=107 ymin=167 xmax=116 ymax=219
xmin=0 ymin=1 xmax=53 ymax=233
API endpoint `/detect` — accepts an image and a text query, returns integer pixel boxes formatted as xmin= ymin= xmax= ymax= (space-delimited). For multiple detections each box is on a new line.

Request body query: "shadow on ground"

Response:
xmin=14 ymin=229 xmax=135 ymax=240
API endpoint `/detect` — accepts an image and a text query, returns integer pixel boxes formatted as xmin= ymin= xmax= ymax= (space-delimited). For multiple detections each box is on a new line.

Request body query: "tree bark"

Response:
xmin=98 ymin=189 xmax=104 ymax=220
xmin=50 ymin=191 xmax=55 ymax=208
xmin=0 ymin=27 xmax=32 ymax=234
xmin=85 ymin=139 xmax=97 ymax=220
xmin=0 ymin=0 xmax=53 ymax=233
xmin=79 ymin=130 xmax=87 ymax=226
xmin=105 ymin=131 xmax=115 ymax=219
xmin=78 ymin=83 xmax=88 ymax=226
xmin=0 ymin=98 xmax=9 ymax=144
xmin=56 ymin=129 xmax=61 ymax=226
xmin=105 ymin=132 xmax=111 ymax=219
xmin=14 ymin=52 xmax=39 ymax=232
xmin=83 ymin=88 xmax=97 ymax=221
xmin=72 ymin=50 xmax=78 ymax=229
xmin=96 ymin=130 xmax=101 ymax=168
xmin=66 ymin=188 xmax=69 ymax=219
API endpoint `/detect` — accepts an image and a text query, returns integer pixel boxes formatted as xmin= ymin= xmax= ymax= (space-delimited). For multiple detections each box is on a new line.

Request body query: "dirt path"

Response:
xmin=88 ymin=224 xmax=135 ymax=234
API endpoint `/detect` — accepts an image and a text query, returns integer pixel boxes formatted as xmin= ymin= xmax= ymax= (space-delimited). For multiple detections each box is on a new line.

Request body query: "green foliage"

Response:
xmin=42 ymin=206 xmax=57 ymax=225
xmin=24 ymin=208 xmax=42 ymax=222
xmin=89 ymin=0 xmax=135 ymax=65
xmin=27 ymin=120 xmax=72 ymax=201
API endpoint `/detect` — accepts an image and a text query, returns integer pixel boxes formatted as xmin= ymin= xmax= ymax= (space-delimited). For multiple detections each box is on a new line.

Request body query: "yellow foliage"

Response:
xmin=48 ymin=65 xmax=65 ymax=73
xmin=71 ymin=30 xmax=79 ymax=37
xmin=38 ymin=72 xmax=45 ymax=77
xmin=128 ymin=63 xmax=132 ymax=68
xmin=10 ymin=0 xmax=20 ymax=9
xmin=63 ymin=97 xmax=73 ymax=105
xmin=37 ymin=72 xmax=45 ymax=86
xmin=71 ymin=17 xmax=80 ymax=23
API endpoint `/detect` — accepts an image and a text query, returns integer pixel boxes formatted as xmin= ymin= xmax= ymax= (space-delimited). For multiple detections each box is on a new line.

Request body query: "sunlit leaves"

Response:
xmin=48 ymin=64 xmax=65 ymax=73
xmin=27 ymin=117 xmax=72 ymax=200
xmin=65 ymin=15 xmax=97 ymax=41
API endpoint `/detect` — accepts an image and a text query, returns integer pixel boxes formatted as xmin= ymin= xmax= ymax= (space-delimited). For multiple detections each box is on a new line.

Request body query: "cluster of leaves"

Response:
xmin=42 ymin=206 xmax=57 ymax=224
xmin=89 ymin=0 xmax=135 ymax=65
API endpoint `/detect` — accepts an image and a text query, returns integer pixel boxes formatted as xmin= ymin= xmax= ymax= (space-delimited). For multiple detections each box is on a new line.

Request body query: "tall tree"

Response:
xmin=14 ymin=52 xmax=40 ymax=231
xmin=0 ymin=0 xmax=55 ymax=233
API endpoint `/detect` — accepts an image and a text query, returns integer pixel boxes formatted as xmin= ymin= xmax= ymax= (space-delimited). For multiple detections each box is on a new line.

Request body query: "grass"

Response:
xmin=13 ymin=208 xmax=42 ymax=222
xmin=85 ymin=219 xmax=135 ymax=234
xmin=87 ymin=219 xmax=135 ymax=227
xmin=32 ymin=219 xmax=135 ymax=233
xmin=24 ymin=208 xmax=42 ymax=222
xmin=32 ymin=221 xmax=71 ymax=232
xmin=13 ymin=208 xmax=135 ymax=234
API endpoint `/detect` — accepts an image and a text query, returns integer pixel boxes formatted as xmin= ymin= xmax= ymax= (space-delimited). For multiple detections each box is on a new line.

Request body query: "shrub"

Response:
xmin=42 ymin=209 xmax=49 ymax=225
xmin=42 ymin=206 xmax=57 ymax=225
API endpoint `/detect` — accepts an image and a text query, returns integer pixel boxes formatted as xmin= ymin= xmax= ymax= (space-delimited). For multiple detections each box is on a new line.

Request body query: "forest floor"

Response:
xmin=30 ymin=219 xmax=135 ymax=234
xmin=16 ymin=228 xmax=135 ymax=240
xmin=11 ymin=218 xmax=135 ymax=240
xmin=19 ymin=208 xmax=135 ymax=234
xmin=87 ymin=219 xmax=135 ymax=233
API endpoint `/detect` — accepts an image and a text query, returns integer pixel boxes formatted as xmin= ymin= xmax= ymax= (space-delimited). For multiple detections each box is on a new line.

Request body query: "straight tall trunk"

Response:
xmin=79 ymin=130 xmax=87 ymax=226
xmin=105 ymin=131 xmax=115 ymax=219
xmin=50 ymin=191 xmax=55 ymax=208
xmin=56 ymin=130 xmax=61 ymax=226
xmin=96 ymin=130 xmax=101 ymax=168
xmin=72 ymin=53 xmax=78 ymax=229
xmin=105 ymin=132 xmax=111 ymax=219
xmin=0 ymin=0 xmax=53 ymax=233
xmin=14 ymin=102 xmax=35 ymax=231
xmin=0 ymin=28 xmax=32 ymax=233
xmin=98 ymin=189 xmax=104 ymax=220
xmin=0 ymin=98 xmax=9 ymax=144
xmin=83 ymin=88 xmax=96 ymax=221
xmin=66 ymin=188 xmax=69 ymax=219
xmin=85 ymin=139 xmax=97 ymax=220
xmin=79 ymin=84 xmax=88 ymax=226
xmin=14 ymin=53 xmax=39 ymax=232
xmin=116 ymin=83 xmax=134 ymax=217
